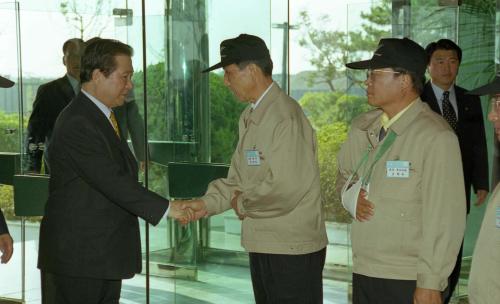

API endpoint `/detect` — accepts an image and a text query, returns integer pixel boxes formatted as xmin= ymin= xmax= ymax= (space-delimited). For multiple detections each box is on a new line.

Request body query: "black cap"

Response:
xmin=468 ymin=73 xmax=500 ymax=96
xmin=202 ymin=34 xmax=271 ymax=73
xmin=346 ymin=38 xmax=427 ymax=78
xmin=0 ymin=75 xmax=14 ymax=88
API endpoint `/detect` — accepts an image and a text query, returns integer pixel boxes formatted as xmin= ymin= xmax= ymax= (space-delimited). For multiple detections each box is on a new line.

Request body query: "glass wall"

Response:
xmin=0 ymin=0 xmax=498 ymax=303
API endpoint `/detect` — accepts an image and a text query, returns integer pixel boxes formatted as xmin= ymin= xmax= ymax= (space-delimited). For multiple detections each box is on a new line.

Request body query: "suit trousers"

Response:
xmin=41 ymin=271 xmax=121 ymax=304
xmin=249 ymin=247 xmax=326 ymax=304
xmin=353 ymin=273 xmax=417 ymax=304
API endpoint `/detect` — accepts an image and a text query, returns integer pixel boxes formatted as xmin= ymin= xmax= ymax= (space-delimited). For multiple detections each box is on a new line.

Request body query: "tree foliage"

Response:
xmin=300 ymin=91 xmax=370 ymax=129
xmin=209 ymin=73 xmax=246 ymax=163
xmin=317 ymin=122 xmax=350 ymax=222
xmin=298 ymin=0 xmax=391 ymax=90
xmin=59 ymin=0 xmax=109 ymax=39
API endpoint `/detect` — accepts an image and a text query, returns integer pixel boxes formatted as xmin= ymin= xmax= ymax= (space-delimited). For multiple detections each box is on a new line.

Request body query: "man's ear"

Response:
xmin=401 ymin=73 xmax=411 ymax=91
xmin=91 ymin=69 xmax=102 ymax=82
xmin=248 ymin=63 xmax=261 ymax=81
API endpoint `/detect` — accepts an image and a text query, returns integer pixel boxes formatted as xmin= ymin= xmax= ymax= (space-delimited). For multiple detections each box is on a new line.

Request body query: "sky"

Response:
xmin=0 ymin=0 xmax=375 ymax=79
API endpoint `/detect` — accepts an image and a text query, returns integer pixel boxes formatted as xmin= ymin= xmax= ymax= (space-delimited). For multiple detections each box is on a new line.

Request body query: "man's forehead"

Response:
xmin=432 ymin=50 xmax=458 ymax=59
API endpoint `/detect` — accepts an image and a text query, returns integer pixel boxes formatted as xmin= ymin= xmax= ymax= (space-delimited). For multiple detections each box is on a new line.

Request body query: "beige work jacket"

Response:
xmin=202 ymin=83 xmax=328 ymax=255
xmin=336 ymin=98 xmax=466 ymax=291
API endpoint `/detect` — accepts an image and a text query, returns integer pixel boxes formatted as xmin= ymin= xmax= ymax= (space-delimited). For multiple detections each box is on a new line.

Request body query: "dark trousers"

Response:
xmin=249 ymin=247 xmax=326 ymax=304
xmin=41 ymin=271 xmax=122 ymax=304
xmin=353 ymin=273 xmax=417 ymax=304
xmin=443 ymin=241 xmax=464 ymax=304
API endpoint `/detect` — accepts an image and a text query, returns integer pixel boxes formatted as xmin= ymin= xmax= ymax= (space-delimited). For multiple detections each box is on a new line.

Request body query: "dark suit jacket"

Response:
xmin=37 ymin=92 xmax=169 ymax=280
xmin=26 ymin=76 xmax=75 ymax=172
xmin=0 ymin=210 xmax=8 ymax=235
xmin=421 ymin=82 xmax=489 ymax=212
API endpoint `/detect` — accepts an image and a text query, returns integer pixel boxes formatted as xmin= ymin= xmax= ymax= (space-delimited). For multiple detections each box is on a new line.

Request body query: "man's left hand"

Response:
xmin=0 ymin=233 xmax=13 ymax=264
xmin=475 ymin=189 xmax=488 ymax=206
xmin=413 ymin=287 xmax=442 ymax=304
xmin=231 ymin=191 xmax=245 ymax=220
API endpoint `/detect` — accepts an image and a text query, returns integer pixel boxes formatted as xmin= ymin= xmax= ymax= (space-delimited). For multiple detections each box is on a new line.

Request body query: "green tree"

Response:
xmin=317 ymin=122 xmax=350 ymax=222
xmin=298 ymin=0 xmax=391 ymax=90
xmin=297 ymin=11 xmax=349 ymax=91
xmin=59 ymin=0 xmax=109 ymax=39
xmin=300 ymin=91 xmax=370 ymax=128
xmin=0 ymin=111 xmax=19 ymax=152
xmin=209 ymin=73 xmax=246 ymax=163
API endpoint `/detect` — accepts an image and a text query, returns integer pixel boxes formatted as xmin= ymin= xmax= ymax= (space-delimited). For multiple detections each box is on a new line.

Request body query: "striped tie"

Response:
xmin=109 ymin=111 xmax=121 ymax=139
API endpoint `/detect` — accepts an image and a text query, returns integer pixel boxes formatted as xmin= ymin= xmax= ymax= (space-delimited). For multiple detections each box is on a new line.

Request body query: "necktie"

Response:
xmin=442 ymin=91 xmax=457 ymax=131
xmin=109 ymin=111 xmax=121 ymax=139
xmin=378 ymin=127 xmax=386 ymax=141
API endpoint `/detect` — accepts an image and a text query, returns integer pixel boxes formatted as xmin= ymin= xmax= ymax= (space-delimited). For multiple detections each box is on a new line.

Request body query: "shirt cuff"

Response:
xmin=416 ymin=273 xmax=448 ymax=291
xmin=163 ymin=204 xmax=171 ymax=219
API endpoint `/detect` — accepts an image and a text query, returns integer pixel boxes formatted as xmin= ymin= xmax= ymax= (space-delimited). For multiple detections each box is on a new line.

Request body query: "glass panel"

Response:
xmin=0 ymin=2 xmax=24 ymax=302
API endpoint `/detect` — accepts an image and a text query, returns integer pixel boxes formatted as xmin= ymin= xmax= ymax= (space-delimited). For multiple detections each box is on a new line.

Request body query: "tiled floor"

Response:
xmin=121 ymin=263 xmax=349 ymax=304
xmin=0 ymin=221 xmax=349 ymax=303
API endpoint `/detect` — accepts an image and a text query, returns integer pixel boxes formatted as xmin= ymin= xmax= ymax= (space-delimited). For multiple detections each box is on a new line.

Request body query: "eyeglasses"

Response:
xmin=366 ymin=69 xmax=401 ymax=80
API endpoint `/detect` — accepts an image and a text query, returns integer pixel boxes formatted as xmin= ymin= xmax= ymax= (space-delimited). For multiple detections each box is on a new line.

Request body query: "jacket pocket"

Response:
xmin=352 ymin=198 xmax=422 ymax=260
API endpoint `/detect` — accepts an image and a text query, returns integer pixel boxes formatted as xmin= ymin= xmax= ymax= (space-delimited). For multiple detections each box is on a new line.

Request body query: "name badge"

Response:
xmin=386 ymin=160 xmax=410 ymax=178
xmin=246 ymin=150 xmax=260 ymax=166
xmin=496 ymin=206 xmax=500 ymax=228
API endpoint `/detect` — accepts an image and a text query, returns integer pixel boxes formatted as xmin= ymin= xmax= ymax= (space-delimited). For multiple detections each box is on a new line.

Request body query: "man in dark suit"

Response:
xmin=37 ymin=39 xmax=191 ymax=304
xmin=26 ymin=38 xmax=85 ymax=173
xmin=0 ymin=74 xmax=14 ymax=265
xmin=421 ymin=38 xmax=489 ymax=304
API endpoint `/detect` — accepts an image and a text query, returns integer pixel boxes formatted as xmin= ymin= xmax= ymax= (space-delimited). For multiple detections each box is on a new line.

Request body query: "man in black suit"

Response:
xmin=26 ymin=38 xmax=85 ymax=173
xmin=37 ymin=39 xmax=192 ymax=304
xmin=0 ymin=75 xmax=14 ymax=265
xmin=421 ymin=38 xmax=489 ymax=304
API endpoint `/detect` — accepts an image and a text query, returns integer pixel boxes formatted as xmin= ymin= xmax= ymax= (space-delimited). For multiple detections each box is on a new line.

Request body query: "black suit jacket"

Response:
xmin=37 ymin=92 xmax=169 ymax=280
xmin=26 ymin=76 xmax=75 ymax=172
xmin=0 ymin=210 xmax=8 ymax=235
xmin=421 ymin=82 xmax=489 ymax=212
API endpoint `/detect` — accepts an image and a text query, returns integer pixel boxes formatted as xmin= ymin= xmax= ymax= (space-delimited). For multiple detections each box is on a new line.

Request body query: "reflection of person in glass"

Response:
xmin=180 ymin=34 xmax=328 ymax=303
xmin=0 ymin=75 xmax=14 ymax=264
xmin=37 ymin=39 xmax=193 ymax=303
xmin=339 ymin=38 xmax=465 ymax=304
xmin=113 ymin=89 xmax=146 ymax=166
xmin=467 ymin=75 xmax=500 ymax=304
xmin=26 ymin=38 xmax=85 ymax=173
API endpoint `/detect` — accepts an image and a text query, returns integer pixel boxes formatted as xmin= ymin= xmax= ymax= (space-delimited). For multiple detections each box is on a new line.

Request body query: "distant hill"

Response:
xmin=273 ymin=70 xmax=364 ymax=100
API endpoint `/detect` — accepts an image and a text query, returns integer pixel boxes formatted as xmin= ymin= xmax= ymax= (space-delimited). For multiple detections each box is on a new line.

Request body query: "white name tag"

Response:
xmin=246 ymin=150 xmax=260 ymax=166
xmin=386 ymin=160 xmax=410 ymax=178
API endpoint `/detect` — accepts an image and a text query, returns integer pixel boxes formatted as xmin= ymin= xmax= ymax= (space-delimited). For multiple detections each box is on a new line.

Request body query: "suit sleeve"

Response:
xmin=59 ymin=115 xmax=168 ymax=225
xmin=26 ymin=86 xmax=50 ymax=172
xmin=471 ymin=95 xmax=489 ymax=192
xmin=417 ymin=130 xmax=466 ymax=290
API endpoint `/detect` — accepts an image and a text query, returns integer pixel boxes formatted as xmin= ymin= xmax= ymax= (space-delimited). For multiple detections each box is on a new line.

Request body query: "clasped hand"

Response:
xmin=168 ymin=199 xmax=208 ymax=225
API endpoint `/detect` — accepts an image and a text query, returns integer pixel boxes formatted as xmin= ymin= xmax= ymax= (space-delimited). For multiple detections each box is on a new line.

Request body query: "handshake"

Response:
xmin=168 ymin=199 xmax=209 ymax=225
xmin=167 ymin=191 xmax=244 ymax=225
